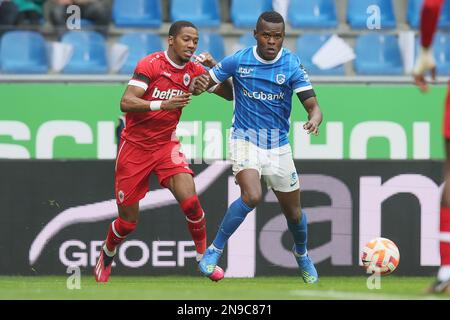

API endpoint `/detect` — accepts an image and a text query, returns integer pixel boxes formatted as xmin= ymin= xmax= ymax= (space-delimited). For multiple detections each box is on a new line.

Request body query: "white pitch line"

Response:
xmin=289 ymin=290 xmax=450 ymax=300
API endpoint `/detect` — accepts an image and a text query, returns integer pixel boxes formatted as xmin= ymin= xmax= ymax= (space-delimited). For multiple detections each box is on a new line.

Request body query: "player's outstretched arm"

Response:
xmin=190 ymin=73 xmax=233 ymax=101
xmin=413 ymin=0 xmax=444 ymax=92
xmin=300 ymin=96 xmax=323 ymax=136
xmin=120 ymin=85 xmax=192 ymax=112
xmin=191 ymin=52 xmax=234 ymax=101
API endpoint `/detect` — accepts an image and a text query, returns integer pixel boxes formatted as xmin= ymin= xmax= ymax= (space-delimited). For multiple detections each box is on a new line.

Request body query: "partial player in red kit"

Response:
xmin=413 ymin=0 xmax=450 ymax=293
xmin=94 ymin=20 xmax=233 ymax=282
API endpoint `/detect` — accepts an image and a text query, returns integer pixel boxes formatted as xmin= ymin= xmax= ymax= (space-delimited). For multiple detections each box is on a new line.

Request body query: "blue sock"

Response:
xmin=287 ymin=210 xmax=308 ymax=256
xmin=212 ymin=197 xmax=253 ymax=250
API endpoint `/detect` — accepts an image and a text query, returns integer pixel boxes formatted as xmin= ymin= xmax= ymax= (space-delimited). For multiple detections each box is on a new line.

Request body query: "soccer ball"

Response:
xmin=361 ymin=237 xmax=400 ymax=275
xmin=209 ymin=266 xmax=224 ymax=282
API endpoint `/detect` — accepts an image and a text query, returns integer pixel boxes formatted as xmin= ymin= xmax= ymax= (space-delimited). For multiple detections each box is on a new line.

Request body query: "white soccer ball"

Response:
xmin=361 ymin=237 xmax=400 ymax=275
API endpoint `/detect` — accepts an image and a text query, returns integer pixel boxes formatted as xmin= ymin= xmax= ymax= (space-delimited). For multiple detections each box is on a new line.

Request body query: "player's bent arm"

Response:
xmin=120 ymin=85 xmax=192 ymax=112
xmin=190 ymin=72 xmax=233 ymax=101
xmin=301 ymin=96 xmax=323 ymax=124
xmin=212 ymin=78 xmax=234 ymax=101
xmin=298 ymin=93 xmax=323 ymax=135
xmin=120 ymin=85 xmax=152 ymax=112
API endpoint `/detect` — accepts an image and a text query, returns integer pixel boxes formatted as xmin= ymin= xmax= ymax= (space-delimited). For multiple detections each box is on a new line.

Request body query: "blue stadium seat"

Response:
xmin=118 ymin=33 xmax=162 ymax=75
xmin=62 ymin=31 xmax=108 ymax=74
xmin=196 ymin=33 xmax=225 ymax=62
xmin=408 ymin=0 xmax=450 ymax=29
xmin=296 ymin=33 xmax=345 ymax=75
xmin=431 ymin=33 xmax=450 ymax=75
xmin=407 ymin=0 xmax=423 ymax=28
xmin=288 ymin=0 xmax=338 ymax=29
xmin=170 ymin=0 xmax=220 ymax=28
xmin=354 ymin=34 xmax=403 ymax=75
xmin=113 ymin=0 xmax=162 ymax=28
xmin=230 ymin=0 xmax=272 ymax=28
xmin=347 ymin=0 xmax=396 ymax=29
xmin=80 ymin=19 xmax=94 ymax=27
xmin=239 ymin=32 xmax=256 ymax=47
xmin=0 ymin=31 xmax=48 ymax=74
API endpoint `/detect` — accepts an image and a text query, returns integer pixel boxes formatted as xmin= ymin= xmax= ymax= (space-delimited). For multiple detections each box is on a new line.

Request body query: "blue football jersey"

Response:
xmin=209 ymin=46 xmax=313 ymax=149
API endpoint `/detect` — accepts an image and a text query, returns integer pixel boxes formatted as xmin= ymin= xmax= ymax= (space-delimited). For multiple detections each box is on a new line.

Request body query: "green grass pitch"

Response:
xmin=0 ymin=276 xmax=449 ymax=300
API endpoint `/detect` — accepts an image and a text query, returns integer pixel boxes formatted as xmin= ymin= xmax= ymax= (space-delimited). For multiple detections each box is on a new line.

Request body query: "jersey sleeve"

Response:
xmin=290 ymin=57 xmax=316 ymax=102
xmin=128 ymin=57 xmax=155 ymax=91
xmin=193 ymin=62 xmax=207 ymax=77
xmin=420 ymin=0 xmax=444 ymax=47
xmin=209 ymin=54 xmax=237 ymax=84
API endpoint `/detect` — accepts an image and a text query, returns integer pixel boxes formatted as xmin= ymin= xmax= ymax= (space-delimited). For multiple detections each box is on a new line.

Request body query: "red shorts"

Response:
xmin=115 ymin=140 xmax=193 ymax=205
xmin=444 ymin=83 xmax=450 ymax=139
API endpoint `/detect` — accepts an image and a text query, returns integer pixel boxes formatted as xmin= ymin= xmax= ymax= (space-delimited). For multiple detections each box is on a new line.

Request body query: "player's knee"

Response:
xmin=241 ymin=190 xmax=262 ymax=208
xmin=118 ymin=204 xmax=139 ymax=223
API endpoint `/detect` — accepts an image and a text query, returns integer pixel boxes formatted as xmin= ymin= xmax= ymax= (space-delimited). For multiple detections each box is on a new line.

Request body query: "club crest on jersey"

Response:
xmin=183 ymin=73 xmax=190 ymax=86
xmin=276 ymin=74 xmax=286 ymax=84
xmin=118 ymin=190 xmax=125 ymax=203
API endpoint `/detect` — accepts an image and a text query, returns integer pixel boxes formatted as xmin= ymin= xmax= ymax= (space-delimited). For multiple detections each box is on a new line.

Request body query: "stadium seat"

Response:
xmin=118 ymin=33 xmax=162 ymax=75
xmin=430 ymin=33 xmax=450 ymax=75
xmin=0 ymin=31 xmax=48 ymax=74
xmin=230 ymin=0 xmax=272 ymax=28
xmin=170 ymin=0 xmax=220 ymax=28
xmin=354 ymin=34 xmax=404 ymax=75
xmin=112 ymin=0 xmax=162 ymax=28
xmin=196 ymin=33 xmax=225 ymax=62
xmin=239 ymin=32 xmax=256 ymax=47
xmin=288 ymin=0 xmax=338 ymax=29
xmin=61 ymin=31 xmax=108 ymax=74
xmin=347 ymin=0 xmax=396 ymax=29
xmin=407 ymin=0 xmax=423 ymax=28
xmin=231 ymin=32 xmax=256 ymax=53
xmin=408 ymin=0 xmax=450 ymax=29
xmin=296 ymin=33 xmax=345 ymax=75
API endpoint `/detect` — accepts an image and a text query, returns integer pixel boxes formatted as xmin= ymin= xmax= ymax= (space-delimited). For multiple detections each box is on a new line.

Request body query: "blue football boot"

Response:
xmin=293 ymin=246 xmax=319 ymax=284
xmin=198 ymin=245 xmax=223 ymax=276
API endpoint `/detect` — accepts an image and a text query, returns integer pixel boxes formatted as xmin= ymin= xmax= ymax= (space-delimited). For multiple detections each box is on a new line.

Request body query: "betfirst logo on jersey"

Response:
xmin=242 ymin=88 xmax=285 ymax=101
xmin=151 ymin=87 xmax=185 ymax=100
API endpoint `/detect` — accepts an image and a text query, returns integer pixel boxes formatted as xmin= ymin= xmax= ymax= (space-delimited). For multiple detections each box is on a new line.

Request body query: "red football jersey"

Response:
xmin=121 ymin=51 xmax=206 ymax=150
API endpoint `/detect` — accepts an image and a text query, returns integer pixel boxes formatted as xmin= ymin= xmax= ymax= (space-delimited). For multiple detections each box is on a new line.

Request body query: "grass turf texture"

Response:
xmin=0 ymin=276 xmax=449 ymax=300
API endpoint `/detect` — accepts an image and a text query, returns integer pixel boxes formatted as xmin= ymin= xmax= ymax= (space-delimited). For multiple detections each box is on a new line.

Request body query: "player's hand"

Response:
xmin=189 ymin=74 xmax=209 ymax=96
xmin=193 ymin=52 xmax=217 ymax=68
xmin=161 ymin=93 xmax=192 ymax=111
xmin=303 ymin=121 xmax=319 ymax=136
xmin=413 ymin=46 xmax=437 ymax=93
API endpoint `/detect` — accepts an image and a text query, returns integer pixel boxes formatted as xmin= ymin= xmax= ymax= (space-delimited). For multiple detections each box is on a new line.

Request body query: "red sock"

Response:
xmin=180 ymin=195 xmax=206 ymax=255
xmin=440 ymin=207 xmax=450 ymax=266
xmin=105 ymin=217 xmax=137 ymax=252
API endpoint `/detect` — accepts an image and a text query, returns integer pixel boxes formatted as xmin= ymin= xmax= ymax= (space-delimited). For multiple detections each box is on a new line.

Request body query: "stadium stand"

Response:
xmin=196 ymin=32 xmax=225 ymax=62
xmin=239 ymin=32 xmax=256 ymax=47
xmin=61 ymin=31 xmax=108 ymax=74
xmin=112 ymin=0 xmax=162 ymax=28
xmin=296 ymin=33 xmax=345 ymax=75
xmin=170 ymin=0 xmax=221 ymax=28
xmin=354 ymin=33 xmax=404 ymax=75
xmin=0 ymin=0 xmax=449 ymax=77
xmin=0 ymin=31 xmax=48 ymax=74
xmin=432 ymin=32 xmax=450 ymax=75
xmin=347 ymin=0 xmax=396 ymax=29
xmin=118 ymin=32 xmax=162 ymax=75
xmin=407 ymin=0 xmax=425 ymax=28
xmin=230 ymin=0 xmax=273 ymax=28
xmin=408 ymin=0 xmax=450 ymax=29
xmin=288 ymin=0 xmax=338 ymax=29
